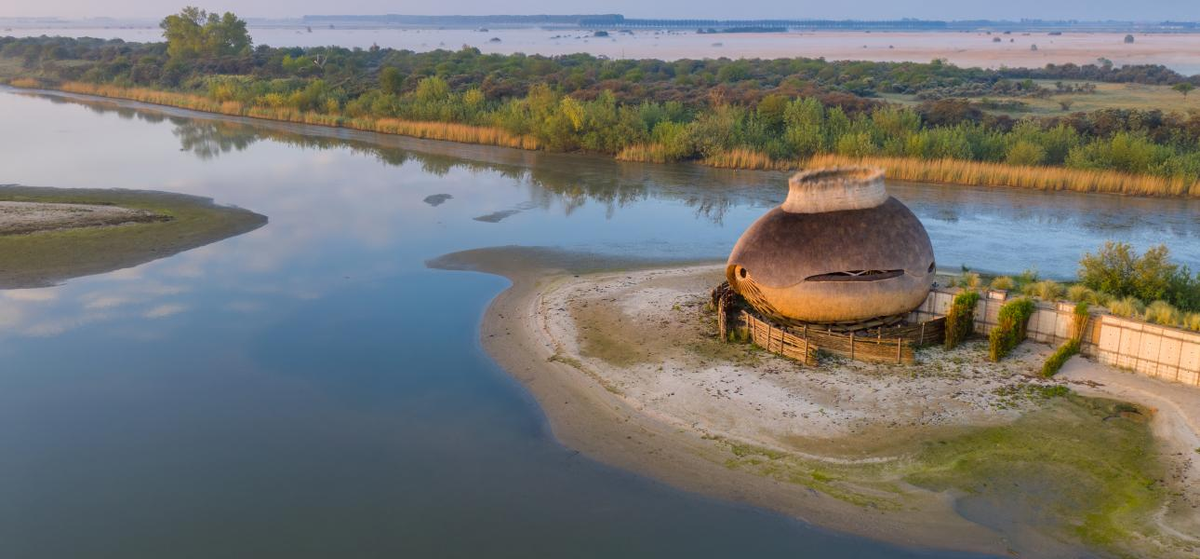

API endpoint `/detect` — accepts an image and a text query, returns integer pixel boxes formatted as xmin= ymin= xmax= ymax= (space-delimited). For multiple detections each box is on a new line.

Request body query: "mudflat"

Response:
xmin=0 ymin=185 xmax=266 ymax=288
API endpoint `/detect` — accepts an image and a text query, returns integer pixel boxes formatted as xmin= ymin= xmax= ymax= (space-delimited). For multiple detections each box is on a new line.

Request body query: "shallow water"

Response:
xmin=0 ymin=89 xmax=1195 ymax=558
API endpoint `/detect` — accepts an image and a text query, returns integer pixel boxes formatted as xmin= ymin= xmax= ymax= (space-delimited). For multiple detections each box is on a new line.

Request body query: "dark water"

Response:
xmin=1 ymin=90 xmax=1196 ymax=559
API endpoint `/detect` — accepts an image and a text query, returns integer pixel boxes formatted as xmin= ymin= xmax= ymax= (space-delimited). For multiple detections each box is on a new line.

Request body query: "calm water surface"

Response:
xmin=1 ymin=90 xmax=1196 ymax=558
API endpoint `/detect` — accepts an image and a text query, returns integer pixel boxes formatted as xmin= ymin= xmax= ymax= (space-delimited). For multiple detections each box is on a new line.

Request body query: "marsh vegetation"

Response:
xmin=7 ymin=8 xmax=1200 ymax=196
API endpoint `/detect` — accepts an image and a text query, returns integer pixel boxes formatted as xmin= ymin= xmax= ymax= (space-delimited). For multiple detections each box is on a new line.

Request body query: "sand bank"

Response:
xmin=432 ymin=247 xmax=1200 ymax=558
xmin=0 ymin=200 xmax=166 ymax=235
xmin=0 ymin=185 xmax=266 ymax=289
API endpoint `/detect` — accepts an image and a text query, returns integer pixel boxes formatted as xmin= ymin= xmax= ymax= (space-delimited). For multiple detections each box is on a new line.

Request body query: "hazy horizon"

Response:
xmin=3 ymin=1 xmax=1199 ymax=22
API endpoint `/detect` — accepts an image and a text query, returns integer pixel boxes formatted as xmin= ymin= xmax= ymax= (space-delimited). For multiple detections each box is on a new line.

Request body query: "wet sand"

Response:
xmin=432 ymin=246 xmax=1200 ymax=557
xmin=0 ymin=200 xmax=166 ymax=235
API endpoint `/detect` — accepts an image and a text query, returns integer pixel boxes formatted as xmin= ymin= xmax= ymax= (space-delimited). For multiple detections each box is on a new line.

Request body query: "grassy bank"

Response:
xmin=807 ymin=153 xmax=1200 ymax=197
xmin=47 ymin=81 xmax=541 ymax=151
xmin=10 ymin=80 xmax=1200 ymax=198
xmin=0 ymin=185 xmax=266 ymax=288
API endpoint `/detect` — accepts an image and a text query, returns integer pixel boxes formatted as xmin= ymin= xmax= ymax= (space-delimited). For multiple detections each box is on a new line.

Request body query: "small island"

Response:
xmin=432 ymin=168 xmax=1200 ymax=558
xmin=0 ymin=185 xmax=267 ymax=288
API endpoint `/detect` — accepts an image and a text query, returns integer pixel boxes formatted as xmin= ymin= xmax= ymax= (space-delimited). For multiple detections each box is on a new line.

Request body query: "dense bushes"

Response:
xmin=7 ymin=10 xmax=1200 ymax=192
xmin=1042 ymin=302 xmax=1090 ymax=377
xmin=989 ymin=297 xmax=1036 ymax=361
xmin=944 ymin=290 xmax=981 ymax=350
xmin=1041 ymin=339 xmax=1081 ymax=377
xmin=1078 ymin=242 xmax=1200 ymax=312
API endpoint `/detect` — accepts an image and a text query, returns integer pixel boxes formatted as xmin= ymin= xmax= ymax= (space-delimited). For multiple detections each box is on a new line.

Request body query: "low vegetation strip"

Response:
xmin=806 ymin=154 xmax=1200 ymax=197
xmin=50 ymin=82 xmax=541 ymax=151
xmin=26 ymin=81 xmax=1198 ymax=199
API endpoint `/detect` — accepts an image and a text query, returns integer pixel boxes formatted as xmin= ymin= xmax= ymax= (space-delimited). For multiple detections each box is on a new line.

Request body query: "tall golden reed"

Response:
xmin=701 ymin=148 xmax=789 ymax=170
xmin=804 ymin=154 xmax=1200 ymax=198
xmin=50 ymin=82 xmax=540 ymax=151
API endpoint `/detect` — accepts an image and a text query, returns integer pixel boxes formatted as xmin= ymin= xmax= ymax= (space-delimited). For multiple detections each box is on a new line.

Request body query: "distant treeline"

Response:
xmin=301 ymin=14 xmax=621 ymax=26
xmin=294 ymin=14 xmax=1200 ymax=33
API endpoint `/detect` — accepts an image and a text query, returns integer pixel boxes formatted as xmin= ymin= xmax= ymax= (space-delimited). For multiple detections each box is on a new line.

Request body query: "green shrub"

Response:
xmin=989 ymin=297 xmax=1036 ymax=361
xmin=1186 ymin=312 xmax=1200 ymax=332
xmin=1078 ymin=241 xmax=1200 ymax=311
xmin=1072 ymin=301 xmax=1091 ymax=340
xmin=1143 ymin=300 xmax=1181 ymax=326
xmin=958 ymin=272 xmax=982 ymax=290
xmin=1107 ymin=296 xmax=1145 ymax=318
xmin=989 ymin=276 xmax=1014 ymax=291
xmin=1066 ymin=284 xmax=1096 ymax=304
xmin=1042 ymin=338 xmax=1081 ymax=377
xmin=1023 ymin=279 xmax=1064 ymax=301
xmin=944 ymin=290 xmax=981 ymax=350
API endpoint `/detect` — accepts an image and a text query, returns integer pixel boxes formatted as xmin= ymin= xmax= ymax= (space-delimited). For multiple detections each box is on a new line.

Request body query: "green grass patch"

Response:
xmin=718 ymin=391 xmax=1164 ymax=553
xmin=905 ymin=394 xmax=1163 ymax=551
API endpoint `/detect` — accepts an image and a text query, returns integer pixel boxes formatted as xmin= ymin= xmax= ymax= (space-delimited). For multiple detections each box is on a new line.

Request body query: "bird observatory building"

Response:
xmin=713 ymin=167 xmax=947 ymax=365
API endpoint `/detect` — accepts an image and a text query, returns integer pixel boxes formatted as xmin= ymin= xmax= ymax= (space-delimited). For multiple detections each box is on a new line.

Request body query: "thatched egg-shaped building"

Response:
xmin=726 ymin=167 xmax=935 ymax=326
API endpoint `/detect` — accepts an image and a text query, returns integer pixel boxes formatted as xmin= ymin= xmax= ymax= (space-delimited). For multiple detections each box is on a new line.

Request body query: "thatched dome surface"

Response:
xmin=726 ymin=167 xmax=935 ymax=324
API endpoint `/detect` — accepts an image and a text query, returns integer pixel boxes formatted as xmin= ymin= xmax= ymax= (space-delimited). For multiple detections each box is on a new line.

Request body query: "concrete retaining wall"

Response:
xmin=916 ymin=288 xmax=1200 ymax=387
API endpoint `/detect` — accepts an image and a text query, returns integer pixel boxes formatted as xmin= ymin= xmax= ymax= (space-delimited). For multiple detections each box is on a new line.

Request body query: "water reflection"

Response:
xmin=35 ymin=89 xmax=1200 ymax=273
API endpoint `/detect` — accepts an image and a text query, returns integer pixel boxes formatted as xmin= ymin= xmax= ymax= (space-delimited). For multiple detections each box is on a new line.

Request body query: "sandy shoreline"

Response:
xmin=433 ymin=247 xmax=1200 ymax=557
xmin=0 ymin=199 xmax=167 ymax=235
xmin=439 ymin=250 xmax=1007 ymax=554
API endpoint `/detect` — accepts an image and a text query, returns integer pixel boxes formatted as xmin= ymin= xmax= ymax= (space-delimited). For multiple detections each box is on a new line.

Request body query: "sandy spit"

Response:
xmin=434 ymin=248 xmax=1008 ymax=555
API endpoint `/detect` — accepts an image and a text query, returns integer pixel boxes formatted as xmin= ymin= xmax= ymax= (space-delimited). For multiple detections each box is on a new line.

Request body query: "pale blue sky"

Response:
xmin=3 ymin=0 xmax=1199 ymax=21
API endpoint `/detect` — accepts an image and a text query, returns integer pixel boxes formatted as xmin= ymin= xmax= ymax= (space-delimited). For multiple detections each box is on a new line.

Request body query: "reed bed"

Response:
xmin=16 ymin=82 xmax=1200 ymax=198
xmin=7 ymin=77 xmax=41 ymax=88
xmin=51 ymin=82 xmax=540 ymax=151
xmin=616 ymin=143 xmax=678 ymax=163
xmin=804 ymin=154 xmax=1200 ymax=198
xmin=701 ymin=149 xmax=793 ymax=171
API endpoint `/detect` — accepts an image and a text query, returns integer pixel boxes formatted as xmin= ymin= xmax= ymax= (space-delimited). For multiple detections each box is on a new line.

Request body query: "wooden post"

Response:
xmin=717 ymin=297 xmax=727 ymax=342
xmin=850 ymin=332 xmax=855 ymax=361
xmin=919 ymin=321 xmax=926 ymax=345
xmin=896 ymin=337 xmax=902 ymax=364
xmin=1177 ymin=339 xmax=1185 ymax=384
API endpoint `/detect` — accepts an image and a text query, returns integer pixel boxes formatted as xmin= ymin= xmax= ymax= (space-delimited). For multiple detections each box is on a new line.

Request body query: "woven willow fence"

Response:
xmin=713 ymin=283 xmax=946 ymax=365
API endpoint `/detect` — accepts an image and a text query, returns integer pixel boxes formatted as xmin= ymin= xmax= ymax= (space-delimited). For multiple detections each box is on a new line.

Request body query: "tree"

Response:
xmin=1173 ymin=82 xmax=1195 ymax=99
xmin=160 ymin=7 xmax=250 ymax=60
xmin=1079 ymin=242 xmax=1183 ymax=304
xmin=1006 ymin=141 xmax=1046 ymax=166
xmin=379 ymin=66 xmax=404 ymax=95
